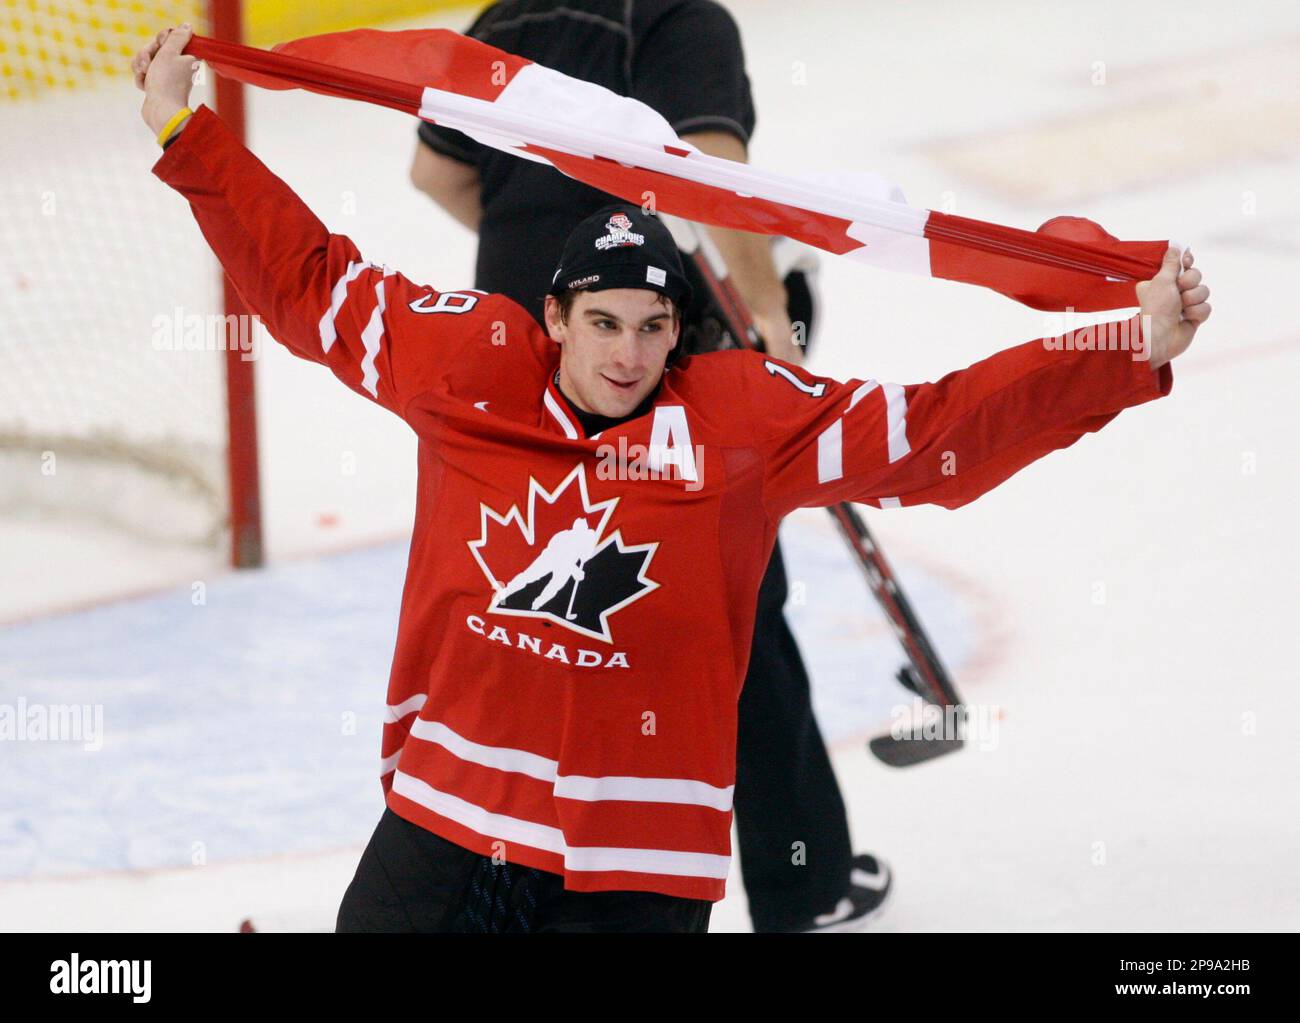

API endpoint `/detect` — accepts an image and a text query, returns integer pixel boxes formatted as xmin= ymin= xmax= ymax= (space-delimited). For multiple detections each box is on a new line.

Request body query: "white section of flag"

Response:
xmin=416 ymin=67 xmax=932 ymax=275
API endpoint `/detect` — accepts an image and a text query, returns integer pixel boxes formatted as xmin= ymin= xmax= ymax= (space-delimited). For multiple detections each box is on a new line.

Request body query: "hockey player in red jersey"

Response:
xmin=136 ymin=26 xmax=1211 ymax=932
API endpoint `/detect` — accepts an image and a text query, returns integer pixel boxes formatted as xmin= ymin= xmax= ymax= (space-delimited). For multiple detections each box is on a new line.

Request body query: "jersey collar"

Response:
xmin=542 ymin=370 xmax=665 ymax=441
xmin=542 ymin=371 xmax=581 ymax=439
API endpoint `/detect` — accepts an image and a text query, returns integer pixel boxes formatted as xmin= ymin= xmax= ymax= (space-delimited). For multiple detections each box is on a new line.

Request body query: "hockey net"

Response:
xmin=0 ymin=0 xmax=259 ymax=561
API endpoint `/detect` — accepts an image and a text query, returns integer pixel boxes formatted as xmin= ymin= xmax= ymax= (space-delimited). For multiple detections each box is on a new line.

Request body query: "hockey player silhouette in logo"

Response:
xmin=497 ymin=517 xmax=598 ymax=619
xmin=475 ymin=471 xmax=659 ymax=642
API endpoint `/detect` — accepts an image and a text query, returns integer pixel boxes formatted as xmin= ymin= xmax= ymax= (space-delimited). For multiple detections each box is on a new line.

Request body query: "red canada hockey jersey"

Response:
xmin=155 ymin=105 xmax=1172 ymax=901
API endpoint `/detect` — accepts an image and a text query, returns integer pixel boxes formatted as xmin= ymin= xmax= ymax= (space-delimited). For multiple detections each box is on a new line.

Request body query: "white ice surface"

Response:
xmin=2 ymin=0 xmax=1298 ymax=931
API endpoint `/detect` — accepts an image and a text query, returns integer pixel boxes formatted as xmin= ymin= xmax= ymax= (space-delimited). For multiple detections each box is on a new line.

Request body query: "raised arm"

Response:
xmin=135 ymin=25 xmax=487 ymax=415
xmin=749 ymin=247 xmax=1209 ymax=519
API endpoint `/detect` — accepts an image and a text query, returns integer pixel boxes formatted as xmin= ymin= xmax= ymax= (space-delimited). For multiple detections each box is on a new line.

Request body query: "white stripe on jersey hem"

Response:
xmin=408 ymin=717 xmax=734 ymax=810
xmin=391 ymin=769 xmax=731 ymax=879
xmin=412 ymin=719 xmax=555 ymax=783
xmin=543 ymin=386 xmax=579 ymax=438
xmin=385 ymin=693 xmax=427 ymax=723
xmin=555 ymin=773 xmax=733 ymax=811
xmin=379 ymin=750 xmax=401 ymax=776
xmin=319 ymin=259 xmax=374 ymax=353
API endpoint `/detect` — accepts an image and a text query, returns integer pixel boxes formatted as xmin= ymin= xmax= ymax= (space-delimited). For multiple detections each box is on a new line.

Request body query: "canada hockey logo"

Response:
xmin=467 ymin=464 xmax=658 ymax=644
xmin=594 ymin=212 xmax=645 ymax=251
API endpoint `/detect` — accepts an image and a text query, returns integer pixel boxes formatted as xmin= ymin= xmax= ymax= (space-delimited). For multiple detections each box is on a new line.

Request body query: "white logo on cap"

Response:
xmin=595 ymin=212 xmax=646 ymax=251
xmin=646 ymin=266 xmax=667 ymax=286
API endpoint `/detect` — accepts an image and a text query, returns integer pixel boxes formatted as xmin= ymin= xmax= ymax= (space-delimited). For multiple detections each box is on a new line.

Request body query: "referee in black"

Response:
xmin=409 ymin=0 xmax=890 ymax=933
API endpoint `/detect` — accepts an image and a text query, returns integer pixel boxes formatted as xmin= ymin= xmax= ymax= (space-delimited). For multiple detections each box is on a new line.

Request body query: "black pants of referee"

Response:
xmin=734 ymin=539 xmax=854 ymax=933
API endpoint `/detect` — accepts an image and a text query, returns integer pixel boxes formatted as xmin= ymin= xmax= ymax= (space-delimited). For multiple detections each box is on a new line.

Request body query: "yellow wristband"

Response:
xmin=156 ymin=106 xmax=194 ymax=147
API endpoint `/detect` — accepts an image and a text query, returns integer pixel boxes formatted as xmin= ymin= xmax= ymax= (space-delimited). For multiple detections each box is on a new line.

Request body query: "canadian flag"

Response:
xmin=187 ymin=28 xmax=1169 ymax=312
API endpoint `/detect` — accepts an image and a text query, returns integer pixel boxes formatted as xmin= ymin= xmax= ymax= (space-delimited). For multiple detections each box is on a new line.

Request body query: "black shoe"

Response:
xmin=803 ymin=853 xmax=893 ymax=932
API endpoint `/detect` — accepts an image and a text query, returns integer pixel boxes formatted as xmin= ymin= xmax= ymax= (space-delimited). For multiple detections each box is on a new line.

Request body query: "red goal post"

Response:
xmin=210 ymin=0 xmax=263 ymax=568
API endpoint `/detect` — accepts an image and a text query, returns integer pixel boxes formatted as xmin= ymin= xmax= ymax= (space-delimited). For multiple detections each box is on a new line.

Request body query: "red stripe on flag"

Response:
xmin=277 ymin=28 xmax=531 ymax=102
xmin=189 ymin=35 xmax=425 ymax=115
xmin=926 ymin=211 xmax=1167 ymax=311
xmin=528 ymin=144 xmax=864 ymax=256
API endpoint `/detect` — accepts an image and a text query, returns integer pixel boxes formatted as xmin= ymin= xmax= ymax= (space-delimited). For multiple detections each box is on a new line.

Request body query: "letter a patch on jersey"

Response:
xmin=467 ymin=465 xmax=659 ymax=644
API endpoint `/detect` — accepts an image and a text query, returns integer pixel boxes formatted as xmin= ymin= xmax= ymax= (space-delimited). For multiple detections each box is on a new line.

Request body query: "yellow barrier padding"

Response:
xmin=1 ymin=0 xmax=473 ymax=102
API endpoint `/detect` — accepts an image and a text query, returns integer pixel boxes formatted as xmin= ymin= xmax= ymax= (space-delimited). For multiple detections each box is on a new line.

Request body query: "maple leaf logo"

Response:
xmin=467 ymin=465 xmax=659 ymax=644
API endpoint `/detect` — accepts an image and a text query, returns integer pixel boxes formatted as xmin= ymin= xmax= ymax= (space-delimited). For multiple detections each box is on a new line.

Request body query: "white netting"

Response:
xmin=0 ymin=1 xmax=230 ymax=546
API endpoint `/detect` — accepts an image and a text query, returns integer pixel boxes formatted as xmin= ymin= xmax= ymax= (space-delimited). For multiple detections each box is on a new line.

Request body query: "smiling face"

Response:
xmin=546 ymin=288 xmax=680 ymax=418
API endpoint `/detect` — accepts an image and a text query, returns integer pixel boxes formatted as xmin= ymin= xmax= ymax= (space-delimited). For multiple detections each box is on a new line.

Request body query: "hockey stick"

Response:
xmin=825 ymin=504 xmax=964 ymax=766
xmin=664 ymin=215 xmax=965 ymax=767
xmin=564 ymin=570 xmax=580 ymax=621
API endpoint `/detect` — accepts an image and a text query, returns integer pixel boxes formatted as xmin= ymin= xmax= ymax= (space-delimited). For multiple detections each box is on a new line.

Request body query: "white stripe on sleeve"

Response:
xmin=816 ymin=379 xmax=879 ymax=484
xmin=881 ymin=382 xmax=910 ymax=463
xmin=318 ymin=259 xmax=375 ymax=353
xmin=817 ymin=419 xmax=843 ymax=484
xmin=358 ymin=268 xmax=394 ymax=399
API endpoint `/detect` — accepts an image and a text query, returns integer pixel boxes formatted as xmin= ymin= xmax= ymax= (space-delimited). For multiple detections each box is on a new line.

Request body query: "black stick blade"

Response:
xmin=868 ymin=733 xmax=964 ymax=768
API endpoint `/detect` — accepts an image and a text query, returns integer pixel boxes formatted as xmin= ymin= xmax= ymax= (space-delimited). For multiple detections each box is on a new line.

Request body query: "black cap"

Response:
xmin=548 ymin=203 xmax=693 ymax=309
